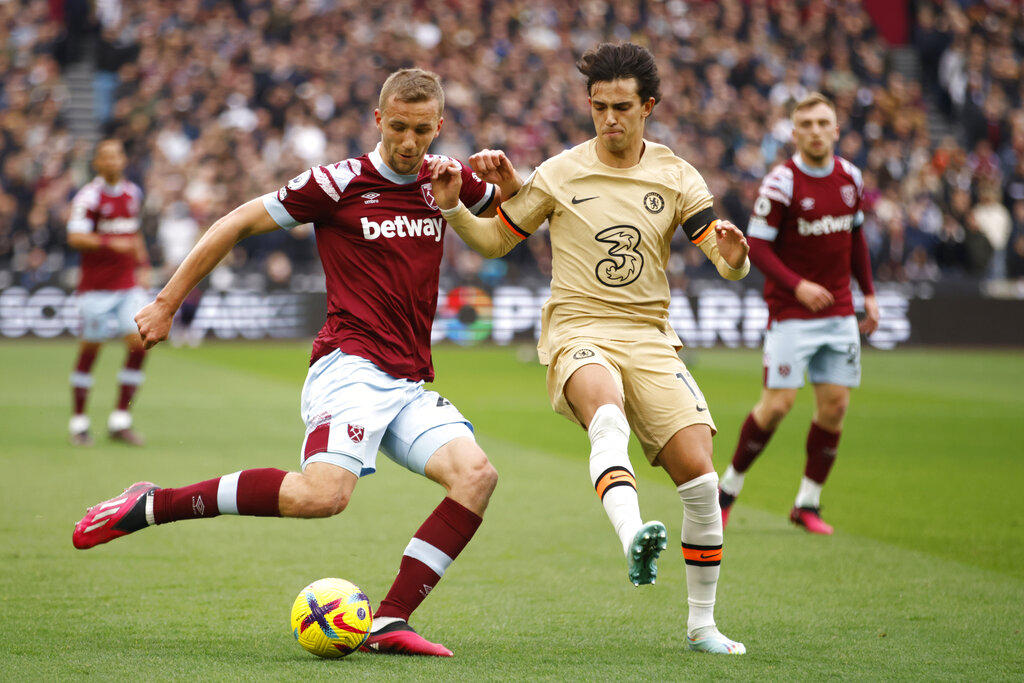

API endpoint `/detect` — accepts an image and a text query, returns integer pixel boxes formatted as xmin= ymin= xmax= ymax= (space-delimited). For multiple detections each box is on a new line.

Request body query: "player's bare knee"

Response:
xmin=756 ymin=397 xmax=793 ymax=427
xmin=818 ymin=400 xmax=848 ymax=427
xmin=461 ymin=454 xmax=498 ymax=498
xmin=306 ymin=488 xmax=350 ymax=517
xmin=328 ymin=489 xmax=352 ymax=515
xmin=296 ymin=468 xmax=354 ymax=517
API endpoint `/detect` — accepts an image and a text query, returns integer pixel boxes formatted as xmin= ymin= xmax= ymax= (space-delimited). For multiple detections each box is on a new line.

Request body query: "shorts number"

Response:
xmin=676 ymin=371 xmax=708 ymax=411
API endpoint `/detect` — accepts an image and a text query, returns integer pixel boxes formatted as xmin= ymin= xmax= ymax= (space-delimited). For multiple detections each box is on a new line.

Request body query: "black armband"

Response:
xmin=680 ymin=206 xmax=718 ymax=244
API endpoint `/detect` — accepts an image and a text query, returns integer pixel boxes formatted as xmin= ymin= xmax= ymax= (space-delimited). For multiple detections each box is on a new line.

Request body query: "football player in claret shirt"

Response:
xmin=431 ymin=42 xmax=748 ymax=655
xmin=66 ymin=139 xmax=149 ymax=446
xmin=719 ymin=93 xmax=880 ymax=535
xmin=73 ymin=69 xmax=515 ymax=657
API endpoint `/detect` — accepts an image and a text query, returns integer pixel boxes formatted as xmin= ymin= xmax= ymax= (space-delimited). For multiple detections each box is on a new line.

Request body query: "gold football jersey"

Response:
xmin=498 ymin=138 xmax=725 ymax=362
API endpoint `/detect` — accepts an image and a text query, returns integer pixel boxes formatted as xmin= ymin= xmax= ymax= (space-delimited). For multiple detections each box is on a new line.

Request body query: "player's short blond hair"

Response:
xmin=379 ymin=68 xmax=444 ymax=115
xmin=790 ymin=92 xmax=836 ymax=121
xmin=93 ymin=138 xmax=124 ymax=157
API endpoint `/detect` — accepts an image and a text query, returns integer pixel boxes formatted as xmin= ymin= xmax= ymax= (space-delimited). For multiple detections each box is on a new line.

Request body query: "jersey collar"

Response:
xmin=100 ymin=178 xmax=126 ymax=194
xmin=370 ymin=143 xmax=421 ymax=185
xmin=792 ymin=153 xmax=834 ymax=178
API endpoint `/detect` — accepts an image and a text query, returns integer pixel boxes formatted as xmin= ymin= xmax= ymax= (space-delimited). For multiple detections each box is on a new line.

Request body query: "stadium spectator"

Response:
xmin=971 ymin=181 xmax=1013 ymax=280
xmin=72 ymin=68 xmax=511 ymax=659
xmin=935 ymin=214 xmax=969 ymax=275
xmin=3 ymin=0 xmax=1024 ymax=298
xmin=963 ymin=212 xmax=996 ymax=277
xmin=719 ymin=93 xmax=879 ymax=536
xmin=65 ymin=138 xmax=149 ymax=446
xmin=432 ymin=42 xmax=749 ymax=655
xmin=1007 ymin=201 xmax=1024 ymax=281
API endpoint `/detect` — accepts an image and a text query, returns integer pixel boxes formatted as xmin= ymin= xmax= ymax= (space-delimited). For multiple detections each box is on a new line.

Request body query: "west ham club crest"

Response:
xmin=347 ymin=424 xmax=365 ymax=443
xmin=840 ymin=184 xmax=856 ymax=208
xmin=421 ymin=183 xmax=439 ymax=210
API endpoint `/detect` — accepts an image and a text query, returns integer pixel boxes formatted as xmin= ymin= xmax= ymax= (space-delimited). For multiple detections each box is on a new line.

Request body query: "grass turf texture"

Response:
xmin=1 ymin=340 xmax=1022 ymax=681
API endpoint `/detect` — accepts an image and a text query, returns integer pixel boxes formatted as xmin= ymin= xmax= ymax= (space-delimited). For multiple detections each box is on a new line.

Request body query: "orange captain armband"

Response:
xmin=497 ymin=205 xmax=531 ymax=240
xmin=680 ymin=206 xmax=719 ymax=246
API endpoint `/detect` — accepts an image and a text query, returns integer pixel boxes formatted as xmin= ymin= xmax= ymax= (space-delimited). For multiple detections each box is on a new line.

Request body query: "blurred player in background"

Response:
xmin=719 ymin=93 xmax=880 ymax=535
xmin=431 ymin=43 xmax=748 ymax=655
xmin=72 ymin=69 xmax=517 ymax=657
xmin=66 ymin=139 xmax=149 ymax=446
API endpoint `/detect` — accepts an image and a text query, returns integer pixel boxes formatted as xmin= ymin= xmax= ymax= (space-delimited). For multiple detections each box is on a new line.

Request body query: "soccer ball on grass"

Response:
xmin=290 ymin=577 xmax=372 ymax=658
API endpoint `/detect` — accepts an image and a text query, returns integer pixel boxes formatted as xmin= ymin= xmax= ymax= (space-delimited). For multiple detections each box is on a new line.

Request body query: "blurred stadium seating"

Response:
xmin=1 ymin=0 xmax=1023 ymax=344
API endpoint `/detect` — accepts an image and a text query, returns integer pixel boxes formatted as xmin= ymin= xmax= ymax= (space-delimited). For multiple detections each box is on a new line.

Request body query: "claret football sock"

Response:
xmin=730 ymin=412 xmax=775 ymax=473
xmin=803 ymin=422 xmax=840 ymax=486
xmin=116 ymin=348 xmax=146 ymax=411
xmin=71 ymin=347 xmax=98 ymax=418
xmin=375 ymin=497 xmax=482 ymax=621
xmin=152 ymin=468 xmax=288 ymax=523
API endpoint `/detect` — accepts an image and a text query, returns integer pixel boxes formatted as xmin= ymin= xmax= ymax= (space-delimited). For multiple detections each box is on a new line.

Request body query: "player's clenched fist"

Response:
xmin=468 ymin=149 xmax=513 ymax=183
xmin=135 ymin=300 xmax=174 ymax=349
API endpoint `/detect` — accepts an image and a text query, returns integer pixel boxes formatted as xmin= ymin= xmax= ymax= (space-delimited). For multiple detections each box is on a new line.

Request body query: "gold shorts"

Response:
xmin=546 ymin=334 xmax=716 ymax=464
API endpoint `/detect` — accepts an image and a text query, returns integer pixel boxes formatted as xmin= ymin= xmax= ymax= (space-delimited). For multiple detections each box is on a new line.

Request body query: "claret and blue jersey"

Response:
xmin=262 ymin=145 xmax=495 ymax=382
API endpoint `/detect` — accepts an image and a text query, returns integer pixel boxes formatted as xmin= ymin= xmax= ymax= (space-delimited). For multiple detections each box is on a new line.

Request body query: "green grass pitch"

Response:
xmin=1 ymin=340 xmax=1022 ymax=681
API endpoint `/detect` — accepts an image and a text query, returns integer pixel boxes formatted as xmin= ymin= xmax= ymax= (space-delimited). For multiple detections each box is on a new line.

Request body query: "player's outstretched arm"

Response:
xmin=429 ymin=158 xmax=522 ymax=259
xmin=135 ymin=198 xmax=279 ymax=349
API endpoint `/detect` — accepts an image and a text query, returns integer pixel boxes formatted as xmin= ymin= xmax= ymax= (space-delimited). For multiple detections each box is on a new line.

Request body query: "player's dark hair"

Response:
xmin=379 ymin=68 xmax=444 ymax=115
xmin=577 ymin=42 xmax=661 ymax=105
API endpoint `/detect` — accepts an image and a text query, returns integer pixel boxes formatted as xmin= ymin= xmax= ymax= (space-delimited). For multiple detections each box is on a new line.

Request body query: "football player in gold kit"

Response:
xmin=431 ymin=43 xmax=748 ymax=654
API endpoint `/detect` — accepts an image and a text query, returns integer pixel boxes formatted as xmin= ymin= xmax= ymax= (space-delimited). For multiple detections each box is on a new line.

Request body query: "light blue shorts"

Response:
xmin=763 ymin=315 xmax=861 ymax=389
xmin=298 ymin=349 xmax=474 ymax=478
xmin=75 ymin=288 xmax=149 ymax=342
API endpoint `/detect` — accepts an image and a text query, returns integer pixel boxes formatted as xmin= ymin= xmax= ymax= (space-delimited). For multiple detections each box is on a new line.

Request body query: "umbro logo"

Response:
xmin=362 ymin=192 xmax=380 ymax=204
xmin=571 ymin=195 xmax=598 ymax=204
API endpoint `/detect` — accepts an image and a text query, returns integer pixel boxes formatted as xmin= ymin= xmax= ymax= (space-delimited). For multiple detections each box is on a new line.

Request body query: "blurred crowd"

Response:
xmin=2 ymin=0 xmax=1024 ymax=297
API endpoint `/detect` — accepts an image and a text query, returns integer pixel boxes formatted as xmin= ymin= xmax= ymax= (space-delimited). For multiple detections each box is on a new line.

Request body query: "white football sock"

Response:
xmin=588 ymin=404 xmax=643 ymax=555
xmin=794 ymin=476 xmax=823 ymax=509
xmin=107 ymin=410 xmax=132 ymax=431
xmin=678 ymin=472 xmax=722 ymax=634
xmin=69 ymin=414 xmax=90 ymax=435
xmin=371 ymin=616 xmax=402 ymax=632
xmin=719 ymin=464 xmax=745 ymax=497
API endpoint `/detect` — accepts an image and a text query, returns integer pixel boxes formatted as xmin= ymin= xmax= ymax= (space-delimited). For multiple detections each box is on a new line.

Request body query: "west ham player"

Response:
xmin=72 ymin=69 xmax=512 ymax=657
xmin=719 ymin=93 xmax=880 ymax=535
xmin=66 ymin=139 xmax=149 ymax=446
xmin=430 ymin=43 xmax=748 ymax=654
